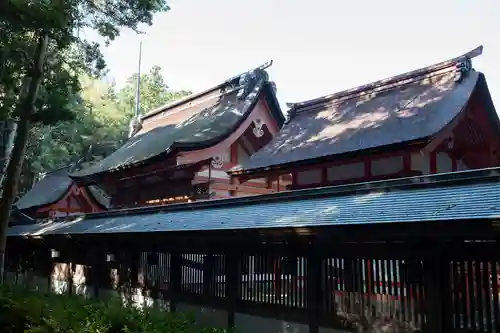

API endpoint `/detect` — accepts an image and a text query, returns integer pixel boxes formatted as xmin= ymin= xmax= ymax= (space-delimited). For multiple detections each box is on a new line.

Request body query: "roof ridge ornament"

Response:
xmin=128 ymin=116 xmax=143 ymax=138
xmin=142 ymin=60 xmax=274 ymax=120
xmin=454 ymin=56 xmax=473 ymax=83
xmin=236 ymin=68 xmax=269 ymax=100
xmin=288 ymin=46 xmax=484 ymax=112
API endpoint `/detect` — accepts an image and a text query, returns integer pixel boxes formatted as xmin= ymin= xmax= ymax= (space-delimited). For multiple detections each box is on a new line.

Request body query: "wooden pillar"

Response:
xmin=423 ymin=248 xmax=451 ymax=333
xmin=5 ymin=239 xmax=21 ymax=284
xmin=147 ymin=251 xmax=160 ymax=302
xmin=230 ymin=175 xmax=239 ymax=197
xmin=65 ymin=240 xmax=82 ymax=296
xmin=170 ymin=250 xmax=182 ymax=312
xmin=307 ymin=241 xmax=322 ymax=333
xmin=90 ymin=250 xmax=103 ymax=298
xmin=202 ymin=253 xmax=216 ymax=296
xmin=430 ymin=151 xmax=437 ymax=174
xmin=274 ymin=256 xmax=281 ymax=303
xmin=344 ymin=258 xmax=355 ymax=292
xmin=33 ymin=241 xmax=52 ymax=291
xmin=226 ymin=250 xmax=240 ymax=329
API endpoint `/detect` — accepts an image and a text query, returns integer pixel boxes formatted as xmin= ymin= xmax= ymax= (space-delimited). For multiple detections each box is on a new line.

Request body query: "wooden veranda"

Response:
xmin=6 ymin=167 xmax=500 ymax=333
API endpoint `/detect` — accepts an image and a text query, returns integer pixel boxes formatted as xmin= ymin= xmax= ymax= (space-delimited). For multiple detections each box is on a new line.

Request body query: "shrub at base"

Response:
xmin=0 ymin=285 xmax=230 ymax=333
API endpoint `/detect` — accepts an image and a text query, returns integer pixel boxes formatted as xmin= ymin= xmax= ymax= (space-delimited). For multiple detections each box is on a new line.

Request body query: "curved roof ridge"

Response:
xmin=40 ymin=164 xmax=73 ymax=177
xmin=69 ymin=64 xmax=280 ymax=180
xmin=141 ymin=60 xmax=274 ymax=120
xmin=288 ymin=45 xmax=483 ymax=116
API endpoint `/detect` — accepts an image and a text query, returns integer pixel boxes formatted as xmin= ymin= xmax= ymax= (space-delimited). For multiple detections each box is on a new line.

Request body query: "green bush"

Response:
xmin=0 ymin=285 xmax=229 ymax=333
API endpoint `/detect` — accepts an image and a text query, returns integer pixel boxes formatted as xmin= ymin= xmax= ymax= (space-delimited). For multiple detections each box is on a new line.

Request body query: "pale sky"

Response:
xmin=93 ymin=0 xmax=499 ymax=112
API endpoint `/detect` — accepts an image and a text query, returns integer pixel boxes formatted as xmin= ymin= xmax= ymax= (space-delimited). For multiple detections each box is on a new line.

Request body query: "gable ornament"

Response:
xmin=252 ymin=118 xmax=265 ymax=138
xmin=211 ymin=155 xmax=224 ymax=169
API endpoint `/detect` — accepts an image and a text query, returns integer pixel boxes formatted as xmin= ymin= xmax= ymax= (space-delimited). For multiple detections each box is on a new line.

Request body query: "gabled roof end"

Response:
xmin=286 ymin=45 xmax=484 ymax=119
xmin=141 ymin=60 xmax=275 ymax=121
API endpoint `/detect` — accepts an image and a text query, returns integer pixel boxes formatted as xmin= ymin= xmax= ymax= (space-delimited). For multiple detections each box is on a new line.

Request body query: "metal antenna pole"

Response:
xmin=134 ymin=41 xmax=143 ymax=118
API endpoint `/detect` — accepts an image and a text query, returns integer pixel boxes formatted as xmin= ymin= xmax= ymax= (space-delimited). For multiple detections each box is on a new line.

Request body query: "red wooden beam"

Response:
xmin=421 ymin=107 xmax=469 ymax=156
xmin=234 ymin=146 xmax=425 ymax=184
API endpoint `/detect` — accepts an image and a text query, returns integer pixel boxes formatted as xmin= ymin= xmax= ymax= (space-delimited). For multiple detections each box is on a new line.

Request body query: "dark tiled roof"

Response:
xmin=9 ymin=208 xmax=35 ymax=226
xmin=15 ymin=166 xmax=73 ymax=210
xmin=230 ymin=47 xmax=492 ymax=174
xmin=87 ymin=185 xmax=111 ymax=208
xmin=15 ymin=165 xmax=111 ymax=211
xmin=8 ymin=167 xmax=500 ymax=236
xmin=71 ymin=66 xmax=283 ymax=179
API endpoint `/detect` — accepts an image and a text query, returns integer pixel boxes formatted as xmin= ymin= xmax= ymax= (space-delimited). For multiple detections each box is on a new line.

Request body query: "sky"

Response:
xmin=91 ymin=0 xmax=499 ymax=112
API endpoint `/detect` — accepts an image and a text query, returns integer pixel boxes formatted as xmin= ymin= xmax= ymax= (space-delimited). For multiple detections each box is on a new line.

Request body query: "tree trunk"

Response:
xmin=0 ymin=33 xmax=48 ymax=283
xmin=0 ymin=120 xmax=17 ymax=187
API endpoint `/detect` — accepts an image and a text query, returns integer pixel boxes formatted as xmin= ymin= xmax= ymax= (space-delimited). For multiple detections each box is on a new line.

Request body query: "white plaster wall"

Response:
xmin=327 ymin=163 xmax=364 ymax=182
xmin=411 ymin=153 xmax=430 ymax=175
xmin=237 ymin=143 xmax=249 ymax=164
xmin=197 ymin=169 xmax=229 ymax=179
xmin=235 ymin=313 xmax=309 ymax=333
xmin=251 ymin=177 xmax=268 ymax=184
xmin=52 ymin=211 xmax=68 ymax=217
xmin=214 ymin=189 xmax=231 ymax=197
xmin=436 ymin=152 xmax=453 ymax=173
xmin=220 ymin=148 xmax=231 ymax=162
xmin=296 ymin=169 xmax=321 ymax=185
xmin=240 ymin=135 xmax=256 ymax=155
xmin=69 ymin=196 xmax=79 ymax=207
xmin=457 ymin=159 xmax=470 ymax=171
xmin=371 ymin=156 xmax=403 ymax=176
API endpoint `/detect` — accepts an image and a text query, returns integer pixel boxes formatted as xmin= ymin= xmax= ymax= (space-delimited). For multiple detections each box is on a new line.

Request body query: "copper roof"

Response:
xmin=15 ymin=165 xmax=110 ymax=212
xmin=15 ymin=166 xmax=74 ymax=211
xmin=71 ymin=65 xmax=284 ymax=180
xmin=230 ymin=46 xmax=494 ymax=174
xmin=8 ymin=166 xmax=500 ymax=236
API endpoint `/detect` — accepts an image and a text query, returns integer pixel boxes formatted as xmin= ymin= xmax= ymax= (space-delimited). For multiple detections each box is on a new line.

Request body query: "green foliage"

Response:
xmin=17 ymin=67 xmax=192 ymax=195
xmin=0 ymin=0 xmax=173 ymax=280
xmin=0 ymin=0 xmax=170 ymax=123
xmin=0 ymin=285 xmax=230 ymax=333
xmin=118 ymin=65 xmax=192 ymax=115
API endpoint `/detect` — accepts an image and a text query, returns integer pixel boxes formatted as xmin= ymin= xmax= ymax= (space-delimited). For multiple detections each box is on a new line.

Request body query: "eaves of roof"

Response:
xmin=8 ymin=166 xmax=500 ymax=237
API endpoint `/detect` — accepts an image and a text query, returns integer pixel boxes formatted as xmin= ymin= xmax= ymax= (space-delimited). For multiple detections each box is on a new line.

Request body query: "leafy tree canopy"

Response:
xmin=0 ymin=0 xmax=172 ymax=279
xmin=118 ymin=65 xmax=192 ymax=115
xmin=19 ymin=67 xmax=192 ymax=195
xmin=0 ymin=0 xmax=170 ymax=124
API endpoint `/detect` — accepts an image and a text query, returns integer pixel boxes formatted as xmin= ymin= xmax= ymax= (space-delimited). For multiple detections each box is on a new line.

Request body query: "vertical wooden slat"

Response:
xmin=483 ymin=260 xmax=492 ymax=333
xmin=352 ymin=257 xmax=359 ymax=314
xmin=390 ymin=259 xmax=396 ymax=318
xmin=255 ymin=254 xmax=264 ymax=303
xmin=406 ymin=261 xmax=413 ymax=326
xmin=468 ymin=260 xmax=476 ymax=330
xmin=381 ymin=259 xmax=387 ymax=317
xmin=457 ymin=261 xmax=466 ymax=329
xmin=226 ymin=251 xmax=238 ymax=329
xmin=476 ymin=260 xmax=485 ymax=332
xmin=274 ymin=255 xmax=281 ymax=305
xmin=170 ymin=251 xmax=181 ymax=312
xmin=337 ymin=258 xmax=344 ymax=313
xmin=417 ymin=260 xmax=425 ymax=329
xmin=492 ymin=260 xmax=499 ymax=330
xmin=373 ymin=259 xmax=380 ymax=315
xmin=399 ymin=260 xmax=406 ymax=323
xmin=307 ymin=245 xmax=321 ymax=333
xmin=452 ymin=260 xmax=460 ymax=329
xmin=357 ymin=258 xmax=365 ymax=317
xmin=365 ymin=259 xmax=373 ymax=317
